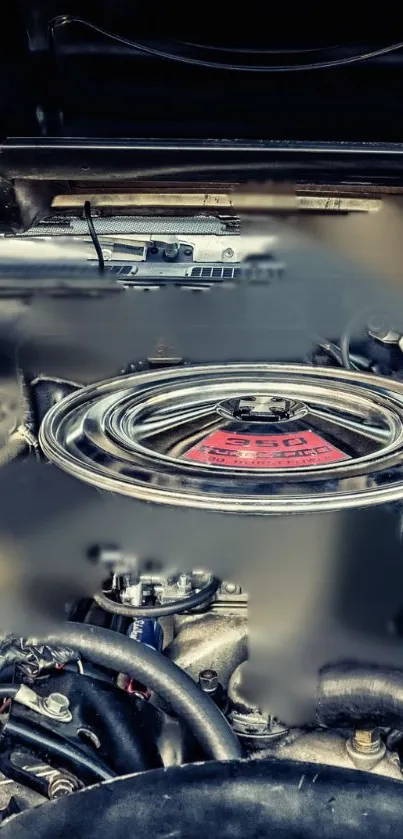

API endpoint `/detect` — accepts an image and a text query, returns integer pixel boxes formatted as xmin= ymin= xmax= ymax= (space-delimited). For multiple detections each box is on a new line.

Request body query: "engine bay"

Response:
xmin=4 ymin=4 xmax=403 ymax=835
xmin=0 ymin=212 xmax=402 ymax=838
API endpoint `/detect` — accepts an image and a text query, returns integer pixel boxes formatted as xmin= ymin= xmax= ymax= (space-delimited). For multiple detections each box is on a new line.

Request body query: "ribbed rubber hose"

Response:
xmin=40 ymin=623 xmax=241 ymax=761
xmin=93 ymin=577 xmax=220 ymax=617
xmin=317 ymin=664 xmax=403 ymax=726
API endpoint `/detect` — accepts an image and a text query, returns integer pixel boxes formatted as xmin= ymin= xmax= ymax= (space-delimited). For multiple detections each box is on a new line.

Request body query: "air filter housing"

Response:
xmin=39 ymin=363 xmax=403 ymax=513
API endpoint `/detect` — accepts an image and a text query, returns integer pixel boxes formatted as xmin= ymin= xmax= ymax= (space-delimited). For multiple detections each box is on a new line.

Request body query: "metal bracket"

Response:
xmin=14 ymin=686 xmax=72 ymax=724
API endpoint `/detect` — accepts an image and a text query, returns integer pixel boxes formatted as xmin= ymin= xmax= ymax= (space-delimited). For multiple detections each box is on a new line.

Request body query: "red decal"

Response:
xmin=185 ymin=429 xmax=350 ymax=468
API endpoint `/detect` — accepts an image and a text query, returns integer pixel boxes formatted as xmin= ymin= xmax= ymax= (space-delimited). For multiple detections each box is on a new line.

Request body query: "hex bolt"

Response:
xmin=346 ymin=726 xmax=386 ymax=770
xmin=48 ymin=774 xmax=79 ymax=799
xmin=199 ymin=669 xmax=219 ymax=693
xmin=163 ymin=242 xmax=180 ymax=261
xmin=177 ymin=573 xmax=192 ymax=595
xmin=352 ymin=727 xmax=382 ymax=755
xmin=43 ymin=693 xmax=71 ymax=718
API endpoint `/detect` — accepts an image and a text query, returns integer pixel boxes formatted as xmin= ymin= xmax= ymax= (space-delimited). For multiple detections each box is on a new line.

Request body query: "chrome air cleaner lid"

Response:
xmin=39 ymin=364 xmax=403 ymax=513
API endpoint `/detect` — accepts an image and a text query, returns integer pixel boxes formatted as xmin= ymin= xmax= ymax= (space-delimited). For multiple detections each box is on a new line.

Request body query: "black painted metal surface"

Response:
xmin=2 ymin=758 xmax=403 ymax=838
xmin=3 ymin=139 xmax=403 ymax=185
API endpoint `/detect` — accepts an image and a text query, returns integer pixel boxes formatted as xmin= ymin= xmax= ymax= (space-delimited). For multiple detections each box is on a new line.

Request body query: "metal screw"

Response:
xmin=163 ymin=242 xmax=180 ymax=262
xmin=222 ymin=247 xmax=235 ymax=260
xmin=43 ymin=693 xmax=71 ymax=719
xmin=48 ymin=774 xmax=79 ymax=799
xmin=177 ymin=573 xmax=192 ymax=595
xmin=225 ymin=582 xmax=238 ymax=594
xmin=352 ymin=727 xmax=382 ymax=754
xmin=199 ymin=669 xmax=219 ymax=693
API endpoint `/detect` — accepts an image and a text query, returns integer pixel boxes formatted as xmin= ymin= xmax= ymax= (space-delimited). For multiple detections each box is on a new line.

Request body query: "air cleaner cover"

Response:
xmin=39 ymin=363 xmax=403 ymax=514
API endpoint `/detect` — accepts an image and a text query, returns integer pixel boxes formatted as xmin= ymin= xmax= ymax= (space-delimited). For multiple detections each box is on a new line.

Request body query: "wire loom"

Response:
xmin=0 ymin=636 xmax=77 ymax=680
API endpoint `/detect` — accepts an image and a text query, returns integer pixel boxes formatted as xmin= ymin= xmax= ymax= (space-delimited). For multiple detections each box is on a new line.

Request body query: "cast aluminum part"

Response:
xmin=227 ymin=663 xmax=402 ymax=780
xmin=154 ymin=572 xmax=210 ymax=605
xmin=166 ymin=610 xmax=247 ymax=689
xmin=117 ymin=569 xmax=218 ymax=607
xmin=39 ymin=363 xmax=403 ymax=513
xmin=226 ymin=662 xmax=287 ymax=741
xmin=164 ymin=579 xmax=247 ymax=688
xmin=111 ymin=569 xmax=247 ymax=687
xmin=120 ymin=576 xmax=143 ymax=607
xmin=266 ymin=729 xmax=403 ymax=782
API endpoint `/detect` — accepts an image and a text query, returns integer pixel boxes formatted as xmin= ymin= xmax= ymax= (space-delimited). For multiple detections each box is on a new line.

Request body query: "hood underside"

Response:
xmin=1 ymin=5 xmax=403 ymax=231
xmin=1 ymin=4 xmax=402 ymax=144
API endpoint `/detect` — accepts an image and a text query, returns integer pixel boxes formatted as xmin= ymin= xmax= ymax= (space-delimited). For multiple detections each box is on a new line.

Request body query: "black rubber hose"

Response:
xmin=4 ymin=719 xmax=115 ymax=782
xmin=340 ymin=328 xmax=353 ymax=370
xmin=340 ymin=307 xmax=380 ymax=372
xmin=63 ymin=661 xmax=114 ymax=685
xmin=71 ymin=675 xmax=162 ymax=774
xmin=0 ymin=685 xmax=18 ymax=698
xmin=317 ymin=664 xmax=403 ymax=727
xmin=93 ymin=577 xmax=220 ymax=618
xmin=313 ymin=338 xmax=361 ymax=372
xmin=40 ymin=623 xmax=241 ymax=761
